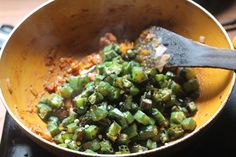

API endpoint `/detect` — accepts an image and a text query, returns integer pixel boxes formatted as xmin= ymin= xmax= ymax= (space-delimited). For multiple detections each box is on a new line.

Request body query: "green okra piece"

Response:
xmin=84 ymin=149 xmax=97 ymax=154
xmin=181 ymin=118 xmax=197 ymax=131
xmin=122 ymin=60 xmax=139 ymax=75
xmin=171 ymin=81 xmax=184 ymax=96
xmin=127 ymin=49 xmax=137 ymax=59
xmin=73 ymin=96 xmax=88 ymax=114
xmin=122 ymin=78 xmax=133 ymax=88
xmin=47 ymin=93 xmax=63 ymax=109
xmin=130 ymin=86 xmax=140 ymax=96
xmin=131 ymin=145 xmax=148 ymax=153
xmin=68 ymin=75 xmax=89 ymax=93
xmin=134 ymin=110 xmax=155 ymax=125
xmin=68 ymin=76 xmax=80 ymax=90
xmin=132 ymin=66 xmax=148 ymax=83
xmin=36 ymin=103 xmax=52 ymax=120
xmin=83 ymin=139 xmax=101 ymax=151
xmin=67 ymin=122 xmax=78 ymax=133
xmin=116 ymin=145 xmax=130 ymax=154
xmin=100 ymin=140 xmax=114 ymax=153
xmin=167 ymin=124 xmax=185 ymax=140
xmin=109 ymin=108 xmax=124 ymax=119
xmin=123 ymin=123 xmax=138 ymax=139
xmin=67 ymin=141 xmax=79 ymax=150
xmin=109 ymin=108 xmax=128 ymax=128
xmin=39 ymin=97 xmax=48 ymax=104
xmin=48 ymin=123 xmax=60 ymax=137
xmin=160 ymin=131 xmax=169 ymax=143
xmin=84 ymin=125 xmax=99 ymax=140
xmin=146 ymin=68 xmax=157 ymax=78
xmin=90 ymin=105 xmax=108 ymax=121
xmin=114 ymin=77 xmax=123 ymax=88
xmin=96 ymin=81 xmax=113 ymax=97
xmin=58 ymin=143 xmax=67 ymax=148
xmin=47 ymin=116 xmax=60 ymax=137
xmin=61 ymin=113 xmax=76 ymax=127
xmin=151 ymin=108 xmax=168 ymax=127
xmin=155 ymin=74 xmax=167 ymax=82
xmin=102 ymin=44 xmax=119 ymax=62
xmin=62 ymin=132 xmax=73 ymax=141
xmin=54 ymin=132 xmax=64 ymax=144
xmin=153 ymin=89 xmax=172 ymax=103
xmin=140 ymin=97 xmax=153 ymax=110
xmin=123 ymin=111 xmax=134 ymax=124
xmin=146 ymin=139 xmax=157 ymax=150
xmin=170 ymin=111 xmax=186 ymax=124
xmin=187 ymin=101 xmax=198 ymax=115
xmin=94 ymin=74 xmax=105 ymax=82
xmin=117 ymin=133 xmax=130 ymax=145
xmin=48 ymin=116 xmax=59 ymax=124
xmin=104 ymin=63 xmax=123 ymax=75
xmin=106 ymin=121 xmax=122 ymax=141
xmin=88 ymin=92 xmax=104 ymax=104
xmin=109 ymin=87 xmax=121 ymax=100
xmin=60 ymin=83 xmax=73 ymax=98
xmin=139 ymin=125 xmax=158 ymax=140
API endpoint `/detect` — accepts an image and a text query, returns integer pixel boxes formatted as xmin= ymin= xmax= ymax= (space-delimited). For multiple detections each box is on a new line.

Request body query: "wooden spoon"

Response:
xmin=137 ymin=26 xmax=236 ymax=70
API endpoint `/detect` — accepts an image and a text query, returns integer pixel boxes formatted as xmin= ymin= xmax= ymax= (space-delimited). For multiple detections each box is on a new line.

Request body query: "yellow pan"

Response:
xmin=0 ymin=0 xmax=234 ymax=156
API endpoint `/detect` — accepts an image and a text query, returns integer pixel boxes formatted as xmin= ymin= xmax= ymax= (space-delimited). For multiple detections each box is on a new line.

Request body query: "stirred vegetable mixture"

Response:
xmin=36 ymin=30 xmax=199 ymax=154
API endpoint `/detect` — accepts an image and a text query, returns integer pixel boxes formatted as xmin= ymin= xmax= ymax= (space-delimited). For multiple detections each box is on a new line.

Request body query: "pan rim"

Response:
xmin=0 ymin=0 xmax=235 ymax=156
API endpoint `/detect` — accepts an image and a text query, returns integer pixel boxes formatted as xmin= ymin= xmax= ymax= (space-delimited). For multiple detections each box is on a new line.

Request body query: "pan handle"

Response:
xmin=0 ymin=24 xmax=14 ymax=50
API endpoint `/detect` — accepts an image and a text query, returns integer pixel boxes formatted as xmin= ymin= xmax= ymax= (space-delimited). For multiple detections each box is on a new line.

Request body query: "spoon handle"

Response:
xmin=197 ymin=46 xmax=236 ymax=70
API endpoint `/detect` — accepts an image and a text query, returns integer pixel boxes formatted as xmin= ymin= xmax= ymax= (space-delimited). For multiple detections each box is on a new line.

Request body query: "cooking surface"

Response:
xmin=0 ymin=0 xmax=236 ymax=156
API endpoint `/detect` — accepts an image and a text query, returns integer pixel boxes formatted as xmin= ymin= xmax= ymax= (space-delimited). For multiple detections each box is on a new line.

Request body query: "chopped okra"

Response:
xmin=132 ymin=67 xmax=148 ymax=83
xmin=100 ymin=140 xmax=114 ymax=153
xmin=123 ymin=123 xmax=138 ymax=139
xmin=123 ymin=111 xmax=134 ymax=124
xmin=83 ymin=139 xmax=101 ymax=151
xmin=36 ymin=103 xmax=52 ymax=120
xmin=90 ymin=106 xmax=108 ymax=121
xmin=139 ymin=125 xmax=158 ymax=140
xmin=36 ymin=33 xmax=199 ymax=154
xmin=151 ymin=108 xmax=168 ymax=127
xmin=134 ymin=110 xmax=155 ymax=125
xmin=146 ymin=139 xmax=157 ymax=150
xmin=84 ymin=125 xmax=99 ymax=140
xmin=47 ymin=93 xmax=63 ymax=108
xmin=116 ymin=145 xmax=130 ymax=154
xmin=60 ymin=84 xmax=73 ymax=98
xmin=170 ymin=111 xmax=186 ymax=124
xmin=181 ymin=118 xmax=197 ymax=131
xmin=117 ymin=133 xmax=130 ymax=145
xmin=67 ymin=122 xmax=78 ymax=133
xmin=47 ymin=116 xmax=60 ymax=137
xmin=106 ymin=121 xmax=122 ymax=141
xmin=168 ymin=124 xmax=185 ymax=140
xmin=61 ymin=113 xmax=76 ymax=127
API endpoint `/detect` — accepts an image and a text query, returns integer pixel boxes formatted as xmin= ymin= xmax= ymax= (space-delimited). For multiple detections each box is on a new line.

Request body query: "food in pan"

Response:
xmin=36 ymin=28 xmax=199 ymax=154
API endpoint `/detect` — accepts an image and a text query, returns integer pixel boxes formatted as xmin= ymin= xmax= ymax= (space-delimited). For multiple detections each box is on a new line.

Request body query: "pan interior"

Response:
xmin=0 ymin=0 xmax=234 ymax=154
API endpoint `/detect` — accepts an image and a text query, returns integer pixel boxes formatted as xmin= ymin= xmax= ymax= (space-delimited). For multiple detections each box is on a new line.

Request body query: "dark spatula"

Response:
xmin=136 ymin=26 xmax=236 ymax=70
